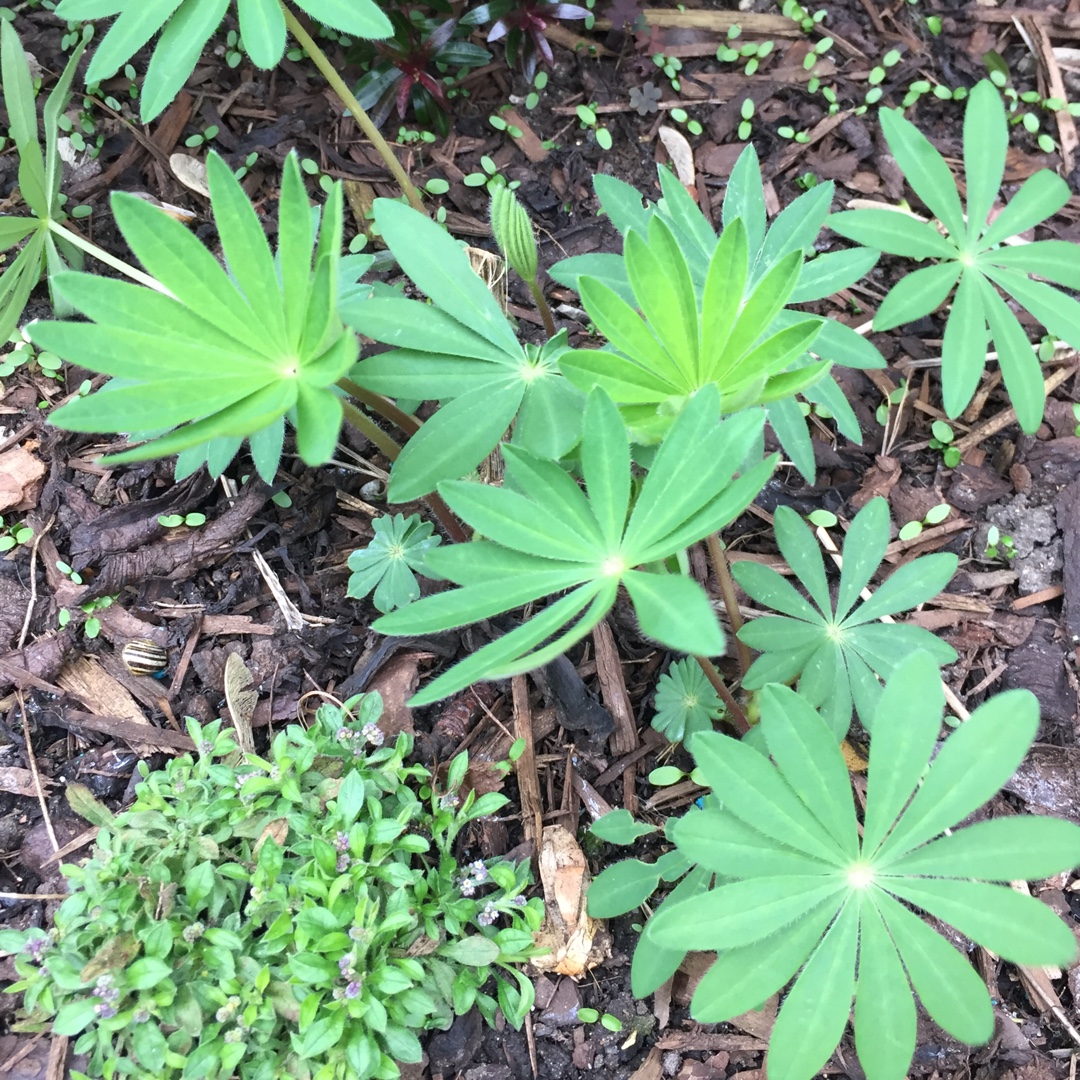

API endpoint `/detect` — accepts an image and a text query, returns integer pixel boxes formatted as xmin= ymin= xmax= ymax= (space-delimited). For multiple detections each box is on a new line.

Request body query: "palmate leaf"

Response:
xmin=637 ymin=651 xmax=1080 ymax=1080
xmin=55 ymin=0 xmax=392 ymax=122
xmin=346 ymin=202 xmax=585 ymax=501
xmin=373 ymin=386 xmax=776 ymax=705
xmin=828 ymin=79 xmax=1077 ymax=431
xmin=33 ymin=152 xmax=357 ymax=481
xmin=734 ymin=498 xmax=957 ymax=735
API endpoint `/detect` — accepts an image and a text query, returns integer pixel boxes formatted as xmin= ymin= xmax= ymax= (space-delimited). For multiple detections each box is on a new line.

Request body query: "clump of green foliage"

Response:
xmin=2 ymin=697 xmax=541 ymax=1080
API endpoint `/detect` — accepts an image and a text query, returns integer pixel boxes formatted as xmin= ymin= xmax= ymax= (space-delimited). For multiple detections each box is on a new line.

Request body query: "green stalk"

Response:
xmin=527 ymin=278 xmax=557 ymax=338
xmin=49 ymin=221 xmax=167 ymax=295
xmin=693 ymin=656 xmax=749 ymax=734
xmin=280 ymin=3 xmax=427 ymax=215
xmin=339 ymin=399 xmax=467 ymax=543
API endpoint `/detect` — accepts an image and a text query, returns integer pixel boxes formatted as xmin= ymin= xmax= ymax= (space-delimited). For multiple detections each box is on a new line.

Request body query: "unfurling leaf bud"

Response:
xmin=489 ymin=185 xmax=538 ymax=283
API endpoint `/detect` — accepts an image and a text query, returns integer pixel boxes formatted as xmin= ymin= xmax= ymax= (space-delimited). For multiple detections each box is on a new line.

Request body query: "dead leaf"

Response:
xmin=0 ymin=445 xmax=46 ymax=513
xmin=532 ymin=825 xmax=611 ymax=977
xmin=0 ymin=766 xmax=53 ymax=798
xmin=253 ymin=818 xmax=288 ymax=856
xmin=224 ymin=651 xmax=257 ymax=753
xmin=368 ymin=652 xmax=419 ymax=738
xmin=657 ymin=126 xmax=696 ymax=190
xmin=169 ymin=153 xmax=210 ymax=197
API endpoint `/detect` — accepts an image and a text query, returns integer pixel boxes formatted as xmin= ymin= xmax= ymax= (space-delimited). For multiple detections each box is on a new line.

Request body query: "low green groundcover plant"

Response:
xmin=589 ymin=652 xmax=1080 ymax=1080
xmin=1 ymin=696 xmax=541 ymax=1080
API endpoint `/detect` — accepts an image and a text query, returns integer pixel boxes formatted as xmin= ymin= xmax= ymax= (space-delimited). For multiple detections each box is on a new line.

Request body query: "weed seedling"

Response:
xmin=575 ymin=103 xmax=613 ymax=151
xmin=0 ymin=516 xmax=33 ymax=552
xmin=157 ymin=513 xmax=207 ymax=529
xmin=898 ymin=502 xmax=951 ymax=542
xmin=929 ymin=420 xmax=961 ymax=467
xmin=985 ymin=525 xmax=1016 ymax=561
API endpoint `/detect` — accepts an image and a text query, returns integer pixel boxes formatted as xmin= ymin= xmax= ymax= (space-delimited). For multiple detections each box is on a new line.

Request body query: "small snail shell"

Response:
xmin=121 ymin=639 xmax=168 ymax=677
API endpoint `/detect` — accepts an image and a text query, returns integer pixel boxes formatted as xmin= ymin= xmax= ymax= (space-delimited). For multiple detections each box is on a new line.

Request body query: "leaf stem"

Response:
xmin=706 ymin=532 xmax=751 ymax=677
xmin=692 ymin=656 xmax=749 ymax=734
xmin=338 ymin=377 xmax=420 ymax=437
xmin=279 ymin=3 xmax=427 ymax=215
xmin=339 ymin=399 xmax=467 ymax=543
xmin=527 ymin=278 xmax=557 ymax=338
xmin=48 ymin=220 xmax=168 ymax=295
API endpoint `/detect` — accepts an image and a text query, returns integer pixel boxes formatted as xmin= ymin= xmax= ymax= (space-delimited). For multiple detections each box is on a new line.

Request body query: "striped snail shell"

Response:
xmin=121 ymin=639 xmax=168 ymax=677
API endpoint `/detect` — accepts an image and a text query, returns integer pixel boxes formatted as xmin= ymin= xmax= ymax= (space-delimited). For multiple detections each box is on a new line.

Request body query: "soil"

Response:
xmin=2 ymin=1 xmax=1080 ymax=1078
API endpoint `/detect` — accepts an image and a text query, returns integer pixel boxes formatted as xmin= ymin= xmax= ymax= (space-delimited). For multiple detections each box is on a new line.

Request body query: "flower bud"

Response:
xmin=489 ymin=185 xmax=538 ymax=283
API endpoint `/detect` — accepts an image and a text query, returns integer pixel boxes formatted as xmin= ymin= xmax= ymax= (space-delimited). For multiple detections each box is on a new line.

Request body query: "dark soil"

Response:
xmin=2 ymin=1 xmax=1080 ymax=1078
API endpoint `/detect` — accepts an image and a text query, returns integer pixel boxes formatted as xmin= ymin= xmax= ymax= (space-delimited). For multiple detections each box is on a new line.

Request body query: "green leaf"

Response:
xmin=883 ymin=876 xmax=1078 ymax=966
xmin=887 ymin=815 xmax=1080 ymax=882
xmin=672 ymin=810 xmax=834 ymax=878
xmin=66 ymin=782 xmax=117 ymax=828
xmin=624 ymin=219 xmax=698 ymax=384
xmin=873 ymin=261 xmax=961 ymax=331
xmin=834 ymin=498 xmax=889 ymax=622
xmin=439 ymin=935 xmax=501 ymax=966
xmin=237 ymin=0 xmax=286 ymax=68
xmin=766 ymin=898 xmax=858 ymax=1080
xmin=853 ymin=899 xmax=916 ymax=1080
xmin=559 ymin=347 xmax=682 ymax=404
xmin=689 ymin=731 xmax=848 ymax=865
xmin=861 ymin=650 xmax=944 ymax=856
xmin=732 ymin=562 xmax=822 ymax=623
xmin=723 ymin=145 xmax=766 ymax=262
xmin=983 ymin=240 xmax=1080 ymax=290
xmin=587 ymin=859 xmax=662 ymax=918
xmin=842 ymin=552 xmax=957 ymax=625
xmin=295 ymin=0 xmax=392 ymax=38
xmin=0 ymin=217 xmax=38 ymax=251
xmin=699 ymin=218 xmax=748 ymax=380
xmin=962 ymin=81 xmax=1008 ymax=250
xmin=738 ymin=616 xmax=829 ymax=653
xmin=206 ymin=150 xmax=286 ymax=342
xmin=828 ymin=209 xmax=959 ymax=261
xmin=976 ymin=273 xmax=1045 ymax=433
xmin=689 ymin=901 xmax=839 ymax=1023
xmin=623 ymin=570 xmax=723 ymax=656
xmin=296 ymin=1009 xmax=346 ymax=1059
xmin=984 ymin=265 xmax=1080 ymax=352
xmin=773 ymin=505 xmax=831 ymax=613
xmin=648 ymin=876 xmax=846 ymax=951
xmin=373 ymin=199 xmax=520 ymax=356
xmin=761 ymin=686 xmax=859 ymax=855
xmin=978 ymin=169 xmax=1070 ymax=250
xmin=388 ymin=379 xmax=524 ymax=502
xmin=441 ymin=472 xmax=599 ymax=565
xmin=52 ymin=998 xmax=100 ymax=1036
xmin=940 ymin=269 xmax=989 ymax=418
xmin=874 ymin=889 xmax=994 ymax=1045
xmin=790 ymin=247 xmax=880 ymax=304
xmin=878 ymin=688 xmax=1037 ymax=859
xmin=580 ymin=388 xmax=630 ymax=549
xmin=140 ymin=0 xmax=226 ymax=122
xmin=1 ymin=20 xmax=49 ymax=215
xmin=590 ymin=809 xmax=658 ymax=845
xmin=80 ymin=0 xmax=183 ymax=85
xmin=879 ymin=106 xmax=967 ymax=242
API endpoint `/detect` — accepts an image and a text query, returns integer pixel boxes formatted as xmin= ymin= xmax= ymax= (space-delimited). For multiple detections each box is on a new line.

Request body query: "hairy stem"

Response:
xmin=527 ymin=278 xmax=557 ymax=338
xmin=279 ymin=4 xmax=427 ymax=215
xmin=49 ymin=221 xmax=167 ymax=294
xmin=706 ymin=532 xmax=751 ymax=677
xmin=338 ymin=377 xmax=420 ymax=437
xmin=693 ymin=656 xmax=749 ymax=735
xmin=339 ymin=400 xmax=467 ymax=543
